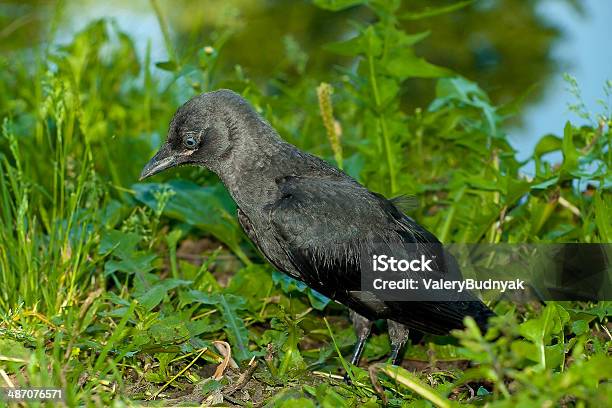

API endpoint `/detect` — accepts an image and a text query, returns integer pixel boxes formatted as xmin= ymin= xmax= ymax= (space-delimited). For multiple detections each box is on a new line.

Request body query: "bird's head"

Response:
xmin=139 ymin=89 xmax=257 ymax=180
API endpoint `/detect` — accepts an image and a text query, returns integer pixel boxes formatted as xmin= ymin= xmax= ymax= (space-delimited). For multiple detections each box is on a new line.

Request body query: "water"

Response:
xmin=4 ymin=0 xmax=610 ymax=172
xmin=59 ymin=1 xmax=168 ymax=62
xmin=509 ymin=0 xmax=612 ymax=173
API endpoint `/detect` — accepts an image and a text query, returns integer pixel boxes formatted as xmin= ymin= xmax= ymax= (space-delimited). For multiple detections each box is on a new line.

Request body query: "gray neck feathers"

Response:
xmin=214 ymin=108 xmax=297 ymax=211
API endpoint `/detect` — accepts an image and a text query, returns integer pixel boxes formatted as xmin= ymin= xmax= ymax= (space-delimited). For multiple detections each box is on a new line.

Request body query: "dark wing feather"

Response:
xmin=238 ymin=207 xmax=302 ymax=280
xmin=268 ymin=176 xmax=493 ymax=334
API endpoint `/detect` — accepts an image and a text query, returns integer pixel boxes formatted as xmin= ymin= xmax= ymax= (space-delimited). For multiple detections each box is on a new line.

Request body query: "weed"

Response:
xmin=0 ymin=1 xmax=609 ymax=406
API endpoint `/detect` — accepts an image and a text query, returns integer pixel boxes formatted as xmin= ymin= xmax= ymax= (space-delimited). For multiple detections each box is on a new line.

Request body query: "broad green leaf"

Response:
xmin=324 ymin=35 xmax=365 ymax=57
xmin=377 ymin=364 xmax=451 ymax=408
xmin=572 ymin=301 xmax=612 ymax=321
xmin=505 ymin=176 xmax=531 ymax=204
xmin=218 ymin=294 xmax=252 ymax=362
xmin=187 ymin=319 xmax=225 ymax=336
xmin=384 ymin=47 xmax=452 ymax=79
xmin=327 ymin=25 xmax=390 ymax=67
xmin=560 ymin=122 xmax=580 ymax=178
xmin=307 ymin=289 xmax=331 ymax=311
xmin=99 ymin=229 xmax=140 ymax=258
xmin=511 ymin=340 xmax=564 ymax=368
xmin=104 ymin=252 xmax=157 ymax=275
xmin=518 ymin=304 xmax=569 ymax=369
xmin=531 ymin=176 xmax=559 ymax=190
xmin=313 ymin=0 xmax=365 ymax=11
xmin=476 ymin=386 xmax=490 ymax=396
xmin=534 ymin=134 xmax=562 ymax=158
xmin=571 ymin=320 xmax=589 ymax=335
xmin=154 ymin=60 xmax=177 ymax=71
xmin=364 ymin=25 xmax=383 ymax=57
xmin=362 ymin=333 xmax=391 ymax=360
xmin=145 ymin=352 xmax=177 ymax=382
xmin=430 ymin=77 xmax=499 ymax=135
xmin=272 ymin=270 xmax=330 ymax=310
xmin=593 ymin=192 xmax=611 ymax=241
xmin=0 ymin=339 xmax=30 ymax=365
xmin=375 ymin=76 xmax=400 ymax=107
xmin=99 ymin=200 xmax=125 ymax=229
xmin=400 ymin=0 xmax=474 ymax=20
xmin=519 ymin=304 xmax=561 ymax=345
xmin=136 ymin=278 xmax=191 ymax=311
xmin=403 ymin=342 xmax=464 ymax=362
xmin=148 ymin=315 xmax=190 ymax=345
xmin=433 ymin=76 xmax=488 ymax=104
xmin=279 ymin=398 xmax=316 ymax=408
xmin=316 ymin=384 xmax=350 ymax=408
xmin=465 ymin=175 xmax=504 ymax=192
xmin=133 ymin=180 xmax=249 ymax=263
xmin=227 ymin=264 xmax=274 ymax=309
xmin=179 ymin=290 xmax=252 ymax=361
xmin=562 ymin=355 xmax=612 ymax=389
xmin=393 ymin=30 xmax=431 ymax=47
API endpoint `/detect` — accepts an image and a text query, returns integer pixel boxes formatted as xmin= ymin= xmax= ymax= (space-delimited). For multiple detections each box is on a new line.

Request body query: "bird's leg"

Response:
xmin=344 ymin=311 xmax=373 ymax=384
xmin=388 ymin=320 xmax=410 ymax=366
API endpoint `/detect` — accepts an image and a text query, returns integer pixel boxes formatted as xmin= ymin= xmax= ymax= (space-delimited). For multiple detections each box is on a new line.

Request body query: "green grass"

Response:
xmin=0 ymin=1 xmax=610 ymax=406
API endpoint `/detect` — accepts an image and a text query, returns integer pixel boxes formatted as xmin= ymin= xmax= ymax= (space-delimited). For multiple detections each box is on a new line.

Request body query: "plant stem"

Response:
xmin=368 ymin=53 xmax=397 ymax=194
xmin=150 ymin=0 xmax=177 ymax=63
xmin=439 ymin=186 xmax=466 ymax=242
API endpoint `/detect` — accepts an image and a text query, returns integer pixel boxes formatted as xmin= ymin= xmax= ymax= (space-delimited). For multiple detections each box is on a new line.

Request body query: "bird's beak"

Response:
xmin=139 ymin=144 xmax=177 ymax=180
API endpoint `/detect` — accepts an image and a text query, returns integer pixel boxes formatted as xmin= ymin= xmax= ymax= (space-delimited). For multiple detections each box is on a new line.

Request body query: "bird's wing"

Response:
xmin=237 ymin=207 xmax=302 ymax=279
xmin=267 ymin=176 xmax=492 ymax=333
xmin=237 ymin=207 xmax=259 ymax=247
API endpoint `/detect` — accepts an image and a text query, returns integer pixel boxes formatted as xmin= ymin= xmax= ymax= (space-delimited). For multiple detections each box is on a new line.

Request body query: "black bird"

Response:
xmin=140 ymin=89 xmax=494 ymax=370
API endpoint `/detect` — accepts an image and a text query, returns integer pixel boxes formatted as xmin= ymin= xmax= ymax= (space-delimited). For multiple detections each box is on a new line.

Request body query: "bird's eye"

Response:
xmin=184 ymin=135 xmax=197 ymax=149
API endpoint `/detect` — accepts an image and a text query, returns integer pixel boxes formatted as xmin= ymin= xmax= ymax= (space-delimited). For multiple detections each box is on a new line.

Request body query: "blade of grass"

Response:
xmin=149 ymin=347 xmax=208 ymax=400
xmin=323 ymin=317 xmax=354 ymax=383
xmin=376 ymin=363 xmax=451 ymax=408
xmin=93 ymin=300 xmax=137 ymax=372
